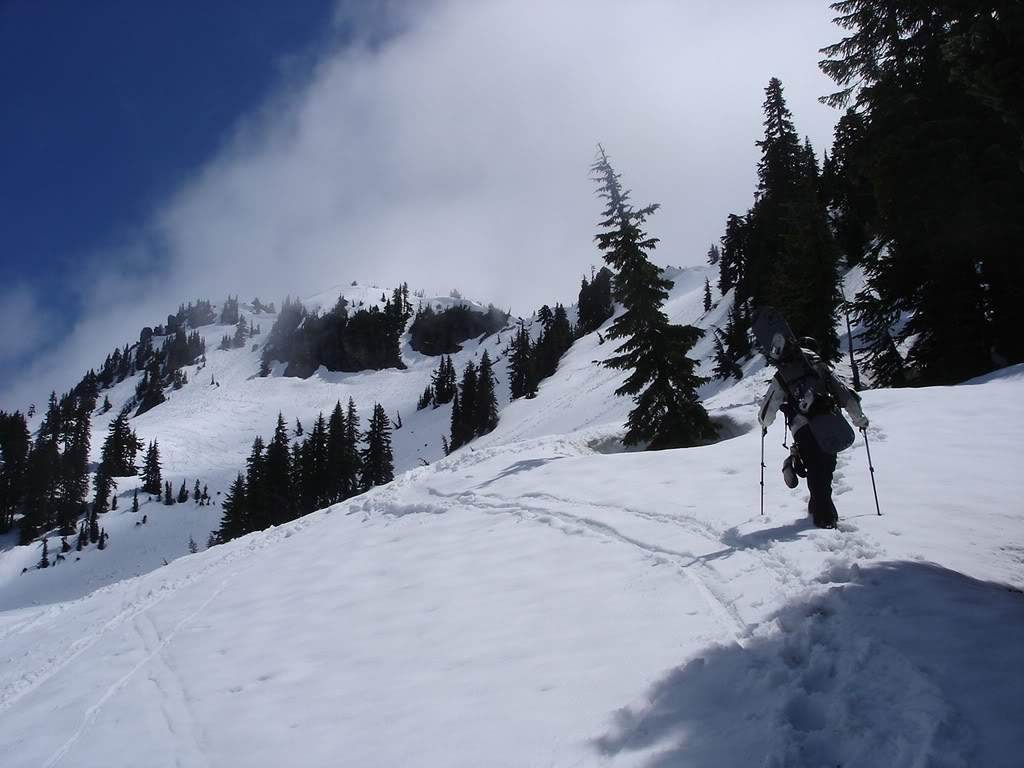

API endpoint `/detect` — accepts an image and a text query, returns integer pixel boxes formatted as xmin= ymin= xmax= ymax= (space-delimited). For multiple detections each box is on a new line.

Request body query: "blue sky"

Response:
xmin=0 ymin=0 xmax=846 ymax=412
xmin=0 ymin=0 xmax=337 ymax=383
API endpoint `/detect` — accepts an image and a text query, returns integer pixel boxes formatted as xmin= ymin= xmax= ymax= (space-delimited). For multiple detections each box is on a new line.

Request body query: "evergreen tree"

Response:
xmin=342 ymin=399 xmax=363 ymax=499
xmin=220 ymin=295 xmax=240 ymax=325
xmin=264 ymin=413 xmax=294 ymax=525
xmin=325 ymin=401 xmax=348 ymax=504
xmin=360 ymin=403 xmax=394 ymax=490
xmin=232 ymin=316 xmax=249 ymax=348
xmin=216 ymin=473 xmax=248 ymax=543
xmin=289 ymin=441 xmax=303 ymax=505
xmin=299 ymin=413 xmax=329 ymax=513
xmin=592 ymin=146 xmax=716 ymax=449
xmin=431 ymin=356 xmax=457 ymax=405
xmin=39 ymin=538 xmax=49 ymax=569
xmin=711 ymin=329 xmax=744 ymax=381
xmin=508 ymin=324 xmax=538 ymax=400
xmin=703 ymin=278 xmax=712 ymax=313
xmin=416 ymin=385 xmax=434 ymax=411
xmin=717 ymin=214 xmax=747 ymax=296
xmin=722 ymin=300 xmax=752 ymax=361
xmin=132 ymin=488 xmax=140 ymax=514
xmin=820 ymin=109 xmax=877 ymax=267
xmin=474 ymin=351 xmax=499 ymax=437
xmin=577 ymin=266 xmax=615 ymax=335
xmin=0 ymin=410 xmax=30 ymax=534
xmin=57 ymin=398 xmax=91 ymax=535
xmin=142 ymin=441 xmax=162 ymax=495
xmin=852 ymin=286 xmax=908 ymax=388
xmin=449 ymin=392 xmax=463 ymax=451
xmin=92 ymin=469 xmax=114 ymax=515
xmin=99 ymin=405 xmax=143 ymax=477
xmin=164 ymin=480 xmax=174 ymax=506
xmin=134 ymin=366 xmax=166 ymax=417
xmin=177 ymin=480 xmax=189 ymax=504
xmin=535 ymin=304 xmax=573 ymax=379
xmin=450 ymin=361 xmax=478 ymax=450
xmin=820 ymin=0 xmax=1024 ymax=381
xmin=193 ymin=479 xmax=201 ymax=503
xmin=717 ymin=79 xmax=841 ymax=359
xmin=88 ymin=508 xmax=100 ymax=543
xmin=76 ymin=522 xmax=87 ymax=551
xmin=244 ymin=436 xmax=267 ymax=530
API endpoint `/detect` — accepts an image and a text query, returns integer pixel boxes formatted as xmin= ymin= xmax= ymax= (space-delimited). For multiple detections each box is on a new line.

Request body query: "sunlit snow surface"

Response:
xmin=1 ymin=270 xmax=1022 ymax=767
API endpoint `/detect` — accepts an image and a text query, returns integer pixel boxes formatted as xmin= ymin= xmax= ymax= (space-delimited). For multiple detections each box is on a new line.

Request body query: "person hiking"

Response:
xmin=758 ymin=334 xmax=869 ymax=528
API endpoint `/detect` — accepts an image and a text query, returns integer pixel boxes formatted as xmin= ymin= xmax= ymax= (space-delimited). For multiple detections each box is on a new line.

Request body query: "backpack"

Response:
xmin=775 ymin=353 xmax=839 ymax=420
xmin=775 ymin=352 xmax=856 ymax=453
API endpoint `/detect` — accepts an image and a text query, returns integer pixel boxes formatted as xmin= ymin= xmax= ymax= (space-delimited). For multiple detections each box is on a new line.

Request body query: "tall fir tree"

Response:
xmin=142 ymin=440 xmax=162 ymax=496
xmin=244 ymin=436 xmax=267 ymax=529
xmin=508 ymin=324 xmax=538 ymax=400
xmin=711 ymin=329 xmax=744 ymax=381
xmin=450 ymin=361 xmax=478 ymax=450
xmin=819 ymin=0 xmax=1024 ymax=383
xmin=717 ymin=78 xmax=842 ymax=360
xmin=431 ymin=356 xmax=457 ymax=405
xmin=361 ymin=403 xmax=394 ymax=490
xmin=299 ymin=413 xmax=329 ymax=513
xmin=99 ymin=404 xmax=143 ymax=477
xmin=325 ymin=401 xmax=348 ymax=504
xmin=216 ymin=473 xmax=248 ymax=543
xmin=264 ymin=413 xmax=294 ymax=525
xmin=0 ymin=410 xmax=30 ymax=535
xmin=592 ymin=146 xmax=716 ymax=449
xmin=342 ymin=399 xmax=363 ymax=499
xmin=474 ymin=351 xmax=499 ymax=437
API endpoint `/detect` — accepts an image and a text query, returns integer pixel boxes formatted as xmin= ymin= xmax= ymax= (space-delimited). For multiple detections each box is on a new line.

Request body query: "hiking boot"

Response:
xmin=782 ymin=456 xmax=799 ymax=488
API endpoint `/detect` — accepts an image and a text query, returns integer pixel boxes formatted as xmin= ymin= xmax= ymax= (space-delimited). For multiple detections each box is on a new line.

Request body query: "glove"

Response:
xmin=852 ymin=413 xmax=869 ymax=430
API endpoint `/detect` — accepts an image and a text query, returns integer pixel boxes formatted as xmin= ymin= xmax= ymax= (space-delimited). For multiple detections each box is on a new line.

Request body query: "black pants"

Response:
xmin=794 ymin=425 xmax=838 ymax=527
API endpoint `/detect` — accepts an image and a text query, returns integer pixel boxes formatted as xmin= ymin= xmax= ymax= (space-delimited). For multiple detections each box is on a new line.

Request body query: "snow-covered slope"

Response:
xmin=1 ymin=272 xmax=1022 ymax=767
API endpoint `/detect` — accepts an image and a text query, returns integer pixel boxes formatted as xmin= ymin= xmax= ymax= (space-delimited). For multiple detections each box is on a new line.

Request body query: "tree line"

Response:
xmin=709 ymin=1 xmax=1022 ymax=388
xmin=212 ymin=400 xmax=394 ymax=545
xmin=260 ymin=286 xmax=414 ymax=378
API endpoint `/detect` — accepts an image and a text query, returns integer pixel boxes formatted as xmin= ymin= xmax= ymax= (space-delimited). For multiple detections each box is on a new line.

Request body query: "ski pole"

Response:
xmin=862 ymin=427 xmax=881 ymax=516
xmin=760 ymin=427 xmax=766 ymax=515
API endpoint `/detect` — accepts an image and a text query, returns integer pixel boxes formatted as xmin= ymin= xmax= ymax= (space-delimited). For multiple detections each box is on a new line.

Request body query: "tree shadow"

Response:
xmin=473 ymin=457 xmax=564 ymax=489
xmin=592 ymin=561 xmax=1024 ymax=767
xmin=716 ymin=519 xmax=813 ymax=553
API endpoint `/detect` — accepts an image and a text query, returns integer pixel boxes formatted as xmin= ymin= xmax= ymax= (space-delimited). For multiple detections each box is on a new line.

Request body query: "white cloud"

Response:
xmin=0 ymin=285 xmax=55 ymax=365
xmin=0 ymin=0 xmax=845 ymax=411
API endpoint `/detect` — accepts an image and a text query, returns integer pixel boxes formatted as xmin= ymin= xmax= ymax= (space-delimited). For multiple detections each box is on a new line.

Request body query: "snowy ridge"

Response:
xmin=1 ymin=272 xmax=1022 ymax=766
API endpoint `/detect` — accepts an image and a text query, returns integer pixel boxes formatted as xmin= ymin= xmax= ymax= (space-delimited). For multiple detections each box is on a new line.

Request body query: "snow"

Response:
xmin=1 ymin=272 xmax=1022 ymax=767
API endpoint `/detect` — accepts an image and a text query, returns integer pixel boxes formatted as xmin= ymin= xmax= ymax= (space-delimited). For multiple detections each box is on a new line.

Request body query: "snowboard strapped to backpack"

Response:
xmin=752 ymin=306 xmax=856 ymax=453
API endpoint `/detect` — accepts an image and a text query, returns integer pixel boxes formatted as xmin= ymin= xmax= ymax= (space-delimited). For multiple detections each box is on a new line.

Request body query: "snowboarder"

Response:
xmin=758 ymin=334 xmax=869 ymax=528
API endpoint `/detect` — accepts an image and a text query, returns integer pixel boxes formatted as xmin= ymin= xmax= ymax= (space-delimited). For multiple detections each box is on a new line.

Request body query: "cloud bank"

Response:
xmin=1 ymin=0 xmax=844 ymax=411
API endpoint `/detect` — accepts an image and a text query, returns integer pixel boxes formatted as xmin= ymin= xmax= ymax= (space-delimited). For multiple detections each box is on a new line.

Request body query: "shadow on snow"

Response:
xmin=592 ymin=561 xmax=1024 ymax=768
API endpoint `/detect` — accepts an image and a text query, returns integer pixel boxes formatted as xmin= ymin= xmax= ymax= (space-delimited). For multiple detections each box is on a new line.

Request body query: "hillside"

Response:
xmin=1 ymin=270 xmax=1022 ymax=767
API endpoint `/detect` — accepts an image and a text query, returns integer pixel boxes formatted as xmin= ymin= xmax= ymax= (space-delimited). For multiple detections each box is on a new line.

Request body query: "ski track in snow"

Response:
xmin=0 ymin=521 xmax=300 ymax=720
xmin=42 ymin=576 xmax=229 ymax=768
xmin=355 ymin=418 xmax=983 ymax=767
